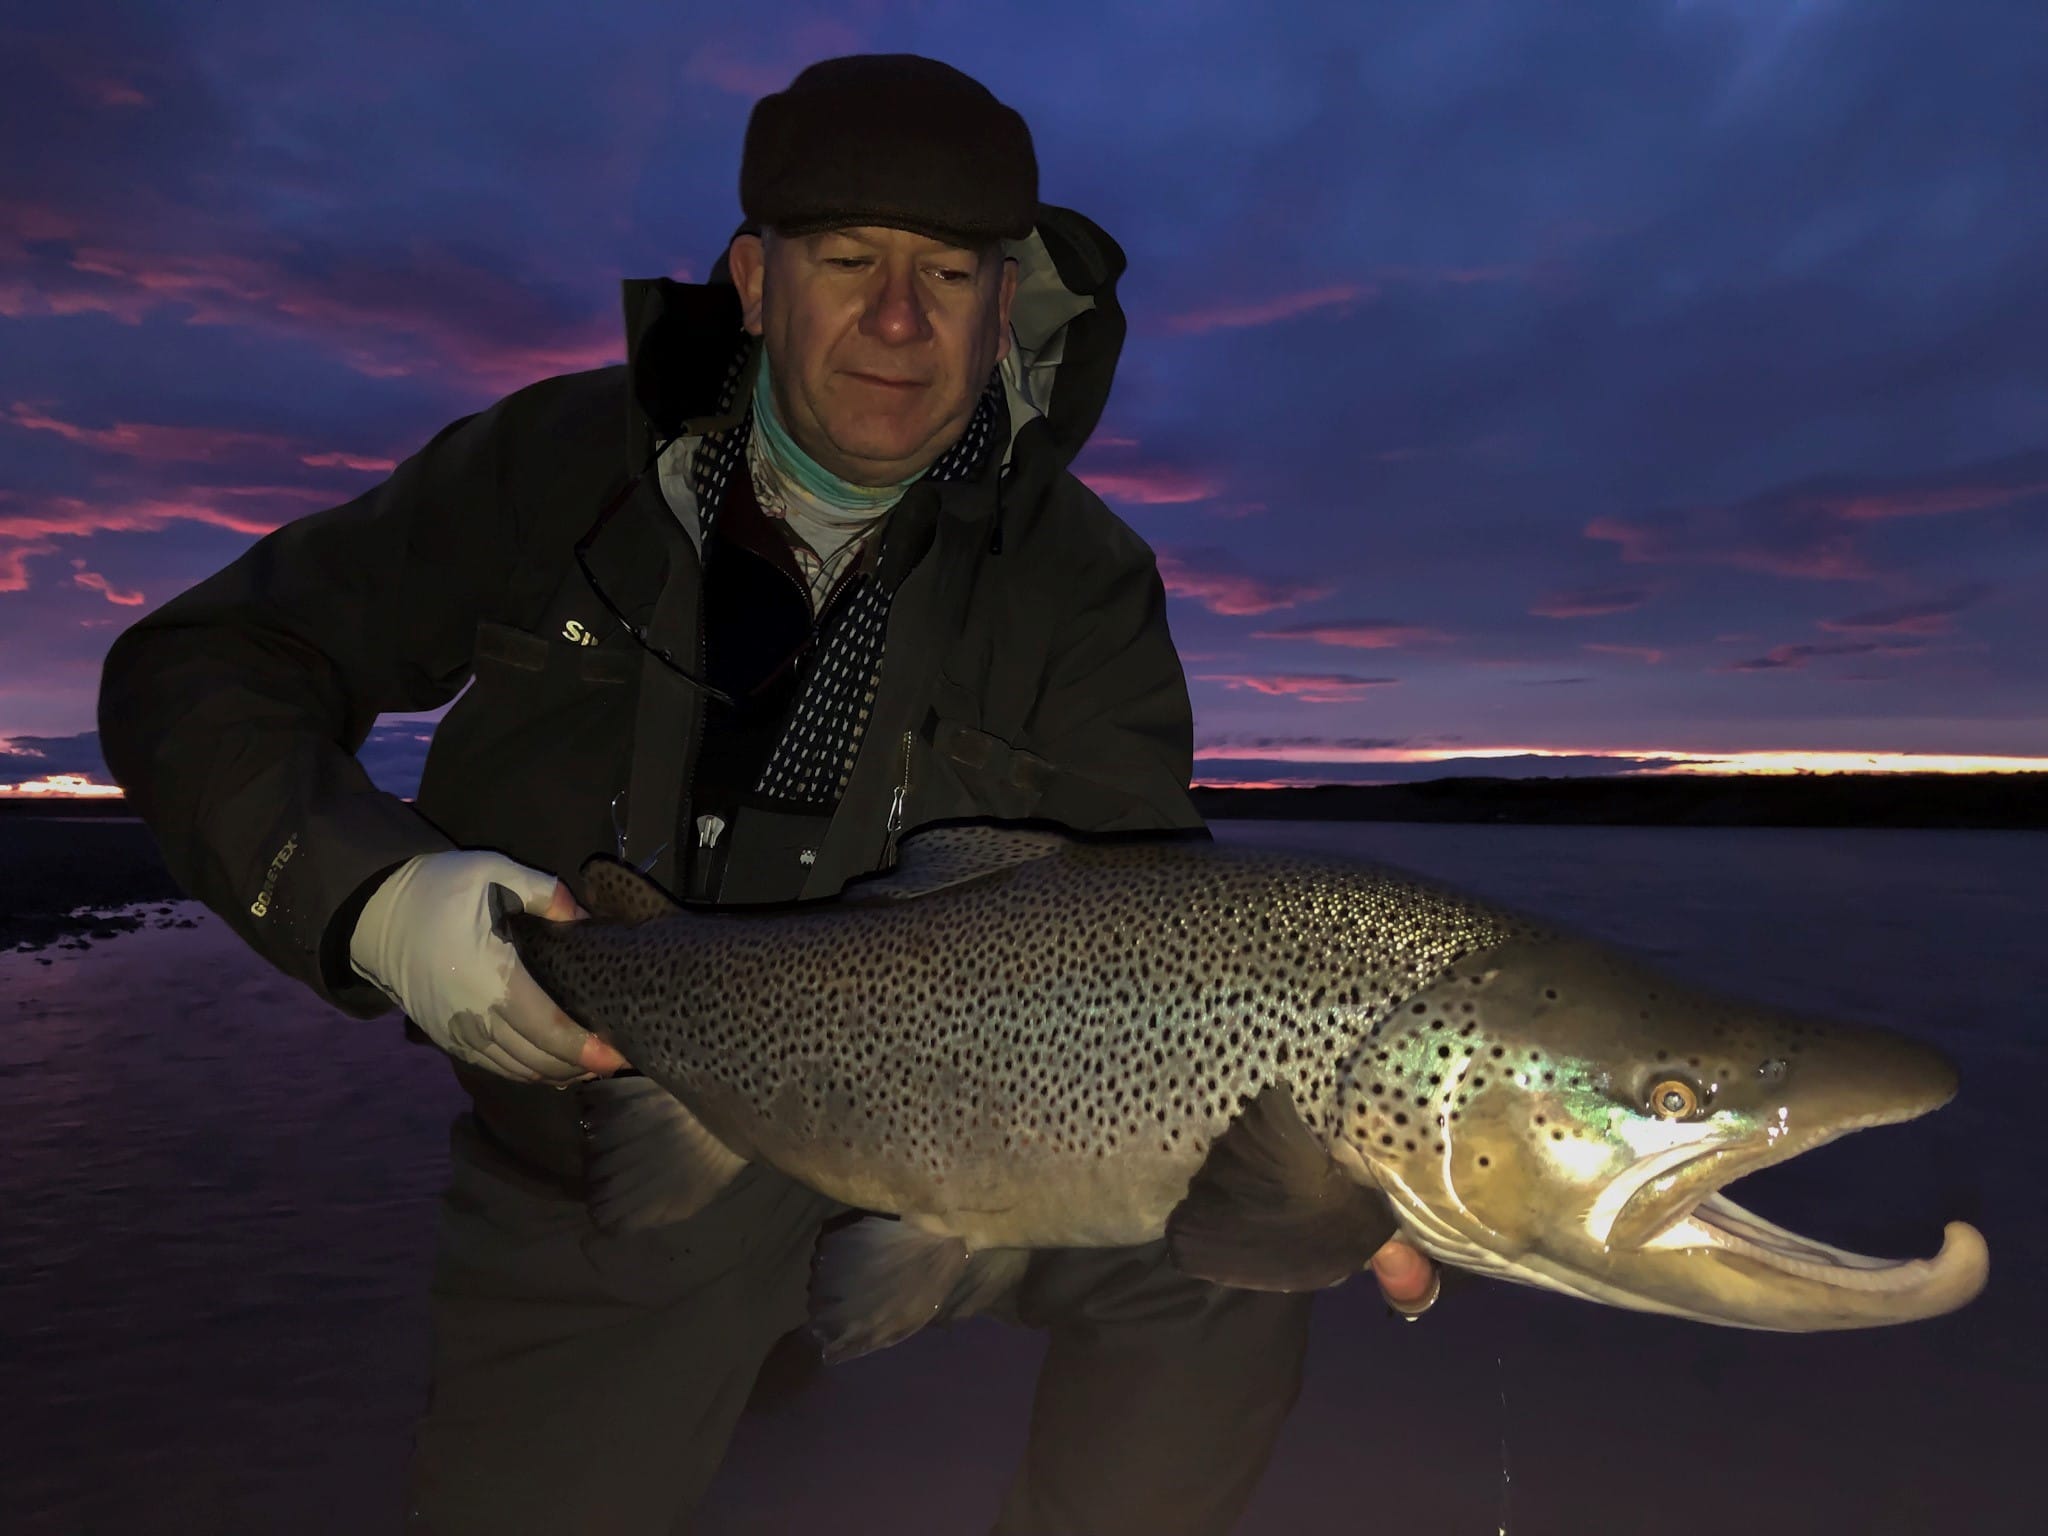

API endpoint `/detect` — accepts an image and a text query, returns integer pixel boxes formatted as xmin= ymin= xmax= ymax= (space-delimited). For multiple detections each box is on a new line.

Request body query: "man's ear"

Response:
xmin=729 ymin=233 xmax=767 ymax=336
xmin=994 ymin=255 xmax=1019 ymax=365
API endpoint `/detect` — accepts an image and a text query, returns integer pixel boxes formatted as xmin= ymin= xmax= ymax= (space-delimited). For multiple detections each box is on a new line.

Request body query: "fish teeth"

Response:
xmin=1687 ymin=1194 xmax=1924 ymax=1279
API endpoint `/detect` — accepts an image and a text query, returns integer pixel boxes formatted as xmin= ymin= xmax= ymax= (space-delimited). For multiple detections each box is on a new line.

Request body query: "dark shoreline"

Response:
xmin=1189 ymin=771 xmax=2048 ymax=828
xmin=0 ymin=812 xmax=190 ymax=954
xmin=6 ymin=773 xmax=2044 ymax=953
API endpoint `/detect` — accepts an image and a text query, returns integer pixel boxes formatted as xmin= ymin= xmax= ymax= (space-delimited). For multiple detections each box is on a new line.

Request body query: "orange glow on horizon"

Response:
xmin=1191 ymin=745 xmax=2048 ymax=774
xmin=0 ymin=774 xmax=125 ymax=797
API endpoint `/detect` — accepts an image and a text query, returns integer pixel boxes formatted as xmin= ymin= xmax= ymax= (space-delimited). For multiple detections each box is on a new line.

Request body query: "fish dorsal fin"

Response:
xmin=808 ymin=1217 xmax=1032 ymax=1362
xmin=578 ymin=1076 xmax=749 ymax=1231
xmin=578 ymin=854 xmax=684 ymax=925
xmin=1165 ymin=1085 xmax=1400 ymax=1292
xmin=843 ymin=824 xmax=1070 ymax=903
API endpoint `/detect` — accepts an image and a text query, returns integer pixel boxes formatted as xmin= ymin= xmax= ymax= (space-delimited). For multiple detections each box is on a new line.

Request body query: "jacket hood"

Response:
xmin=618 ymin=202 xmax=1127 ymax=491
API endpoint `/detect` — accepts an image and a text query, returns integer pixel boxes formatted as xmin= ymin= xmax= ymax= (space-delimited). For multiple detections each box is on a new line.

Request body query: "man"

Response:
xmin=97 ymin=54 xmax=1435 ymax=1534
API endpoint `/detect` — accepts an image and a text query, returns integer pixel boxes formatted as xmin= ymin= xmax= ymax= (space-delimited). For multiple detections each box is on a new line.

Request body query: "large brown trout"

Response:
xmin=500 ymin=825 xmax=1988 ymax=1359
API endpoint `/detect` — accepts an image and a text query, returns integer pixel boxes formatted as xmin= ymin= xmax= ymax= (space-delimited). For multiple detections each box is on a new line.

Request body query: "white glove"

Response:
xmin=349 ymin=849 xmax=609 ymax=1083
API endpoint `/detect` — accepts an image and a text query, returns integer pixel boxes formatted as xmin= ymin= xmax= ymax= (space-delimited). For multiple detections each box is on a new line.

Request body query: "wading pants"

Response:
xmin=406 ymin=1111 xmax=1312 ymax=1535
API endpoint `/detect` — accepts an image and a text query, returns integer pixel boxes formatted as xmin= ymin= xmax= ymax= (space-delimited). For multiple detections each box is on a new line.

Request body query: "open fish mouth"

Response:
xmin=1616 ymin=1123 xmax=1990 ymax=1317
xmin=1653 ymin=1192 xmax=1987 ymax=1296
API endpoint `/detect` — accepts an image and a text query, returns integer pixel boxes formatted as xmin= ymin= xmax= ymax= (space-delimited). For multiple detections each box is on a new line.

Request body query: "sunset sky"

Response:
xmin=4 ymin=0 xmax=2045 ymax=794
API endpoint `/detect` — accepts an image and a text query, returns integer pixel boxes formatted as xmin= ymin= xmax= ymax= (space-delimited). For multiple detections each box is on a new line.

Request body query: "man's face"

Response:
xmin=728 ymin=225 xmax=1018 ymax=486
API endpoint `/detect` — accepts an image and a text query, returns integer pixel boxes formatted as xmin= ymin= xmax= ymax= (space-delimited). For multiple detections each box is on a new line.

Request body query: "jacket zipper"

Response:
xmin=680 ymin=549 xmax=713 ymax=898
xmin=884 ymin=728 xmax=913 ymax=862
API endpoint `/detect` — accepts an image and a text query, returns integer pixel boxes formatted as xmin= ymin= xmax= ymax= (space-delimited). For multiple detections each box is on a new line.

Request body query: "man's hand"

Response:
xmin=1370 ymin=1238 xmax=1439 ymax=1317
xmin=349 ymin=849 xmax=629 ymax=1083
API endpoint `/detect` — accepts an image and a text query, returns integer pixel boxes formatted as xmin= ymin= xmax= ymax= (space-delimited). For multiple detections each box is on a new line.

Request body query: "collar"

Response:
xmin=620 ymin=276 xmax=752 ymax=470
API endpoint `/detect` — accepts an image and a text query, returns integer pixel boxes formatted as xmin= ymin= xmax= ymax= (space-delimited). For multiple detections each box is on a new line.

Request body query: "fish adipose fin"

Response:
xmin=809 ymin=1217 xmax=1031 ymax=1362
xmin=576 ymin=855 xmax=684 ymax=925
xmin=843 ymin=824 xmax=1069 ymax=903
xmin=1166 ymin=1084 xmax=1400 ymax=1291
xmin=579 ymin=1076 xmax=748 ymax=1231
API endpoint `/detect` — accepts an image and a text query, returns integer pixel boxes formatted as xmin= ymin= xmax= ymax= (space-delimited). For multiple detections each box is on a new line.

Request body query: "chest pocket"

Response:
xmin=414 ymin=618 xmax=636 ymax=862
xmin=920 ymin=712 xmax=1053 ymax=823
xmin=476 ymin=616 xmax=636 ymax=685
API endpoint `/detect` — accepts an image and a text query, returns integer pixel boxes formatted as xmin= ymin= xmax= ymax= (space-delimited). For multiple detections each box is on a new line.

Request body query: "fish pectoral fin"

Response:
xmin=809 ymin=1218 xmax=1025 ymax=1363
xmin=575 ymin=855 xmax=684 ymax=925
xmin=580 ymin=1077 xmax=748 ymax=1232
xmin=841 ymin=823 xmax=1069 ymax=902
xmin=940 ymin=1244 xmax=1033 ymax=1321
xmin=1165 ymin=1084 xmax=1399 ymax=1292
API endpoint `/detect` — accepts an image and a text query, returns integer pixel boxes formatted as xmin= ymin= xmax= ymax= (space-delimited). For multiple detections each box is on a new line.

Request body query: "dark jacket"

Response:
xmin=97 ymin=205 xmax=1203 ymax=1175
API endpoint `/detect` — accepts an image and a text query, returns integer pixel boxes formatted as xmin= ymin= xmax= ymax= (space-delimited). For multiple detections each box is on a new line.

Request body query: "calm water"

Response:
xmin=2 ymin=821 xmax=2040 ymax=1535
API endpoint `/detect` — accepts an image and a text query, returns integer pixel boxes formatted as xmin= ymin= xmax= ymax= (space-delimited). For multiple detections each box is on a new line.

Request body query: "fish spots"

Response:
xmin=560 ymin=834 xmax=1539 ymax=1214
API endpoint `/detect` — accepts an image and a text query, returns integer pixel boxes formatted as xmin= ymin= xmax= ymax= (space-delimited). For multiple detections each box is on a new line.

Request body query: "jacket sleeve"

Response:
xmin=96 ymin=401 xmax=526 ymax=1018
xmin=1020 ymin=506 xmax=1206 ymax=835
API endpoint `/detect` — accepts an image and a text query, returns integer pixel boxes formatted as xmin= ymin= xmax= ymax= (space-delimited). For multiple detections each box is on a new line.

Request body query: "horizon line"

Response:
xmin=9 ymin=750 xmax=2048 ymax=802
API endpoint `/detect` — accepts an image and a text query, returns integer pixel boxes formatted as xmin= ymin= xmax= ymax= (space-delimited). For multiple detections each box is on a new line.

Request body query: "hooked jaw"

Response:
xmin=1595 ymin=1141 xmax=1989 ymax=1329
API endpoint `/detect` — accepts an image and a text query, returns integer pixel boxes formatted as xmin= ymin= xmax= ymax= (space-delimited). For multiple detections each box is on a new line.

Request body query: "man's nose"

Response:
xmin=861 ymin=261 xmax=934 ymax=344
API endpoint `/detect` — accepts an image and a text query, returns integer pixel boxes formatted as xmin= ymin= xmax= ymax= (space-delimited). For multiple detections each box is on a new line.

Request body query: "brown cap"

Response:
xmin=740 ymin=54 xmax=1038 ymax=249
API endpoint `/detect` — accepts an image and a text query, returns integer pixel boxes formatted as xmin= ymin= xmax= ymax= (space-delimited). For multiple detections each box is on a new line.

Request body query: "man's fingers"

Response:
xmin=1369 ymin=1238 xmax=1435 ymax=1306
xmin=488 ymin=1010 xmax=592 ymax=1082
xmin=542 ymin=885 xmax=620 ymax=1070
xmin=542 ymin=878 xmax=587 ymax=922
xmin=502 ymin=963 xmax=620 ymax=1077
xmin=466 ymin=1033 xmax=545 ymax=1084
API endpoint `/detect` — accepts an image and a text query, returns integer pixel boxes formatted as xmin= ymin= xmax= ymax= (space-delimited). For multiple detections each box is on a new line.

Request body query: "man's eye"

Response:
xmin=826 ymin=257 xmax=869 ymax=270
xmin=930 ymin=268 xmax=970 ymax=283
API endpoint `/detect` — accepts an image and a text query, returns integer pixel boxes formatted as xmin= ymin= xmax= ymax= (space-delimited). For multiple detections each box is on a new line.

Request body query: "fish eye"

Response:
xmin=1648 ymin=1078 xmax=1700 ymax=1120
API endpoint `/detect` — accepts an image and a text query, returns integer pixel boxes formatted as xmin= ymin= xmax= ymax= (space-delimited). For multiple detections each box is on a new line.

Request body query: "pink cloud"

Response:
xmin=79 ymin=77 xmax=150 ymax=109
xmin=1 ymin=490 xmax=290 ymax=550
xmin=0 ymin=541 xmax=57 ymax=593
xmin=1584 ymin=513 xmax=1869 ymax=580
xmin=1158 ymin=264 xmax=1524 ymax=338
xmin=1719 ymin=639 xmax=1926 ymax=673
xmin=70 ymin=562 xmax=145 ymax=606
xmin=1199 ymin=672 xmax=1399 ymax=704
xmin=299 ymin=450 xmax=398 ymax=472
xmin=0 ymin=199 xmax=82 ymax=242
xmin=1584 ymin=642 xmax=1667 ymax=664
xmin=8 ymin=401 xmax=395 ymax=477
xmin=64 ymin=244 xmax=283 ymax=321
xmin=9 ymin=237 xmax=623 ymax=392
xmin=1163 ymin=284 xmax=1372 ymax=336
xmin=1818 ymin=584 xmax=1991 ymax=636
xmin=0 ymin=277 xmax=155 ymax=324
xmin=1251 ymin=620 xmax=1451 ymax=649
xmin=1076 ymin=463 xmax=1221 ymax=505
xmin=1582 ymin=452 xmax=2048 ymax=583
xmin=1819 ymin=480 xmax=2048 ymax=522
xmin=7 ymin=403 xmax=298 ymax=463
xmin=1530 ymin=585 xmax=1649 ymax=618
xmin=1156 ymin=550 xmax=1330 ymax=616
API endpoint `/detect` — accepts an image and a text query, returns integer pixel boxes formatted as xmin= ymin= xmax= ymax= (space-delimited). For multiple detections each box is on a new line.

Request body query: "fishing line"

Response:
xmin=1497 ymin=1352 xmax=1512 ymax=1535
